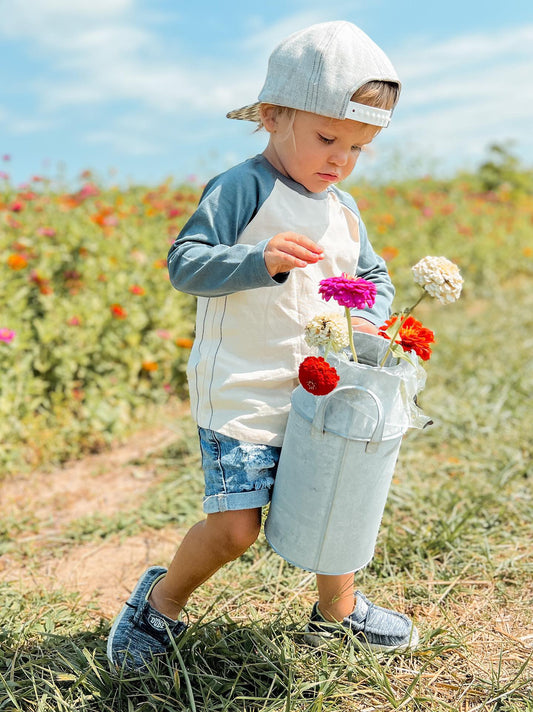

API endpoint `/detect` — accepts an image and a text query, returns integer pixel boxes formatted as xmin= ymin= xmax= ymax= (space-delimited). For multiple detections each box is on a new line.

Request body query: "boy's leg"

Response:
xmin=316 ymin=573 xmax=355 ymax=621
xmin=149 ymin=508 xmax=262 ymax=620
xmin=308 ymin=573 xmax=419 ymax=651
xmin=107 ymin=507 xmax=261 ymax=670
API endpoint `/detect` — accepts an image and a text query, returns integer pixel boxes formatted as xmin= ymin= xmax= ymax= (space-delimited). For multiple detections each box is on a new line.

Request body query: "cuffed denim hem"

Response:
xmin=203 ymin=488 xmax=271 ymax=514
xmin=199 ymin=426 xmax=280 ymax=514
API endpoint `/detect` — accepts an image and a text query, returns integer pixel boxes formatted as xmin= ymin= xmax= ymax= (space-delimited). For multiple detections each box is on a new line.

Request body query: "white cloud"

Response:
xmin=242 ymin=11 xmax=332 ymax=53
xmin=0 ymin=104 xmax=56 ymax=135
xmin=0 ymin=0 xmax=132 ymax=35
xmin=1 ymin=2 xmax=249 ymax=117
xmin=397 ymin=25 xmax=533 ymax=82
xmin=86 ymin=130 xmax=162 ymax=156
xmin=1 ymin=2 xmax=532 ymax=173
xmin=388 ymin=24 xmax=533 ymax=169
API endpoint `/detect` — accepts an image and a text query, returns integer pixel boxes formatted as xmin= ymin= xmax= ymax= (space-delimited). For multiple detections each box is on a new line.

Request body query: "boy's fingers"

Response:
xmin=287 ymin=233 xmax=324 ymax=254
xmin=264 ymin=232 xmax=324 ymax=275
xmin=279 ymin=244 xmax=322 ymax=263
xmin=277 ymin=234 xmax=324 ymax=262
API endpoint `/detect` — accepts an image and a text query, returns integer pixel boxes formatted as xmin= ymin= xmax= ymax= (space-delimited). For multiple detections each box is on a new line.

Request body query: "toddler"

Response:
xmin=108 ymin=20 xmax=418 ymax=671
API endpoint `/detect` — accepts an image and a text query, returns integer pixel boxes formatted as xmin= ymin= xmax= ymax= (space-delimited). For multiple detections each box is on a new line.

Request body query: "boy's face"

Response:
xmin=262 ymin=109 xmax=381 ymax=193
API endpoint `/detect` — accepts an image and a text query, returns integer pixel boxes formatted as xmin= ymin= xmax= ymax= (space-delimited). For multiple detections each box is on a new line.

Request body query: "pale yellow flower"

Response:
xmin=412 ymin=256 xmax=463 ymax=304
xmin=304 ymin=313 xmax=349 ymax=352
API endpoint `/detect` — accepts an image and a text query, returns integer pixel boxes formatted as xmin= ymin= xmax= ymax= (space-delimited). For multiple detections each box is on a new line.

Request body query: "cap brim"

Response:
xmin=226 ymin=103 xmax=262 ymax=122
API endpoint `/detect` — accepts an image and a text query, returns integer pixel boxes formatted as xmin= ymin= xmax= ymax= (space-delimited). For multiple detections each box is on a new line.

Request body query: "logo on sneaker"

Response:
xmin=148 ymin=614 xmax=166 ymax=631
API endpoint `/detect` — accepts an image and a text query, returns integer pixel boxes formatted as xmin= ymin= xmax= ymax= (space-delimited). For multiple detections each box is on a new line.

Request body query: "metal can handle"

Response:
xmin=311 ymin=384 xmax=385 ymax=453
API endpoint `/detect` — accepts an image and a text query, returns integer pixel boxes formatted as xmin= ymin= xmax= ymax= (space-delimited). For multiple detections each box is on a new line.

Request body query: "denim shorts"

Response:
xmin=198 ymin=427 xmax=281 ymax=513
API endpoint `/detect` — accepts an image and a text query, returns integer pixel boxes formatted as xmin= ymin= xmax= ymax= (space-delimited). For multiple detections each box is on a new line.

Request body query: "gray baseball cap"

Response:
xmin=227 ymin=21 xmax=400 ymax=128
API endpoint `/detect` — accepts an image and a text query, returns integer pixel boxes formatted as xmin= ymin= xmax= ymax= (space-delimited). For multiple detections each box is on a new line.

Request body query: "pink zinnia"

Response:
xmin=0 ymin=328 xmax=15 ymax=343
xmin=37 ymin=227 xmax=57 ymax=237
xmin=319 ymin=274 xmax=377 ymax=309
xmin=78 ymin=182 xmax=99 ymax=199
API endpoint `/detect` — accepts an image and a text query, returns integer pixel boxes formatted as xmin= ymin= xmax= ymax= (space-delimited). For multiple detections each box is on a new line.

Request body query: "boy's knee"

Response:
xmin=225 ymin=518 xmax=261 ymax=558
xmin=209 ymin=511 xmax=261 ymax=560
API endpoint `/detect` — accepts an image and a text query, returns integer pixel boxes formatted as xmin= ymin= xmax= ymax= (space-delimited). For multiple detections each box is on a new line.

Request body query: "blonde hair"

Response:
xmin=351 ymin=80 xmax=400 ymax=111
xmin=256 ymin=81 xmax=399 ymax=131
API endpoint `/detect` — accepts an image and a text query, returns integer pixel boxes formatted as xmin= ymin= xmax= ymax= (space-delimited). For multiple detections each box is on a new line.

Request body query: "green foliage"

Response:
xmin=475 ymin=142 xmax=533 ymax=194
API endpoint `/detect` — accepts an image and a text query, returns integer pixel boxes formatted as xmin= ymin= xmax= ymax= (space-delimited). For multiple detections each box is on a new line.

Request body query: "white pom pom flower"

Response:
xmin=304 ymin=313 xmax=349 ymax=353
xmin=412 ymin=256 xmax=463 ymax=304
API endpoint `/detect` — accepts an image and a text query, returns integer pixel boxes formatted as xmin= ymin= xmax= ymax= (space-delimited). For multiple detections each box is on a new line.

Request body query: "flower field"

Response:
xmin=1 ymin=162 xmax=531 ymax=473
xmin=1 ymin=173 xmax=199 ymax=471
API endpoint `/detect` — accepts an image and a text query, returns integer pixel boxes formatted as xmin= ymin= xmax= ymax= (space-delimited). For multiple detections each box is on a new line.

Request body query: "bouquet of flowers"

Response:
xmin=264 ymin=256 xmax=464 ymax=576
xmin=298 ymin=256 xmax=464 ymax=396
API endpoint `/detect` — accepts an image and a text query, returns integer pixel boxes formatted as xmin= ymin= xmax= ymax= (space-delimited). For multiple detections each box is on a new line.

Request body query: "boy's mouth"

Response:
xmin=317 ymin=172 xmax=339 ymax=182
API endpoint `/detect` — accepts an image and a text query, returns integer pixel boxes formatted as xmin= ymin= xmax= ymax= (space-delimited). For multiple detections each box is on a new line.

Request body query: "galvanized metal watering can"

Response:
xmin=264 ymin=332 xmax=430 ymax=575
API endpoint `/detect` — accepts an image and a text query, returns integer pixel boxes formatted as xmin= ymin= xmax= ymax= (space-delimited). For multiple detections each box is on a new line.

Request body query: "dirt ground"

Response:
xmin=0 ymin=405 xmax=189 ymax=618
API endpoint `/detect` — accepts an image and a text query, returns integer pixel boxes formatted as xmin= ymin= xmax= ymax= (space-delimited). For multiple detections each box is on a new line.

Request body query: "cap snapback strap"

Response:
xmin=345 ymin=102 xmax=392 ymax=127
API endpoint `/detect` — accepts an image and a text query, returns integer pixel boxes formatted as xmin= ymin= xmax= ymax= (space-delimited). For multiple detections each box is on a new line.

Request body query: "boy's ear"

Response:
xmin=260 ymin=104 xmax=278 ymax=133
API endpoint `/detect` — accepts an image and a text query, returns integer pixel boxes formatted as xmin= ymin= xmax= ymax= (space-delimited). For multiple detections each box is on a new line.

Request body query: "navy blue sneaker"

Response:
xmin=305 ymin=591 xmax=418 ymax=652
xmin=107 ymin=566 xmax=187 ymax=671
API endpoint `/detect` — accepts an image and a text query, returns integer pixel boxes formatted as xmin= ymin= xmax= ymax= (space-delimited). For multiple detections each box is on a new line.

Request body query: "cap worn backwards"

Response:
xmin=227 ymin=21 xmax=401 ymax=128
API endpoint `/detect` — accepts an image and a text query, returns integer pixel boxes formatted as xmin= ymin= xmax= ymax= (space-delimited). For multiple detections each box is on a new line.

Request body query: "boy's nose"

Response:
xmin=329 ymin=150 xmax=349 ymax=166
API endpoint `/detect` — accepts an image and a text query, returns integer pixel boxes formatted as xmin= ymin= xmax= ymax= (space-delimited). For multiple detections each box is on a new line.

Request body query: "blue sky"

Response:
xmin=1 ymin=0 xmax=532 ymax=187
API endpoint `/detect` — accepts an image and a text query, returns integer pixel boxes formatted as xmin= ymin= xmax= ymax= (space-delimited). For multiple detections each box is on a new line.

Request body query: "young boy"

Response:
xmin=107 ymin=20 xmax=418 ymax=671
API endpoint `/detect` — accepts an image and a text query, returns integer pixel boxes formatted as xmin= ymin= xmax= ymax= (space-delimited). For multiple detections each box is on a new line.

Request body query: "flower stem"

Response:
xmin=408 ymin=291 xmax=427 ymax=313
xmin=379 ymin=291 xmax=428 ymax=367
xmin=345 ymin=307 xmax=358 ymax=362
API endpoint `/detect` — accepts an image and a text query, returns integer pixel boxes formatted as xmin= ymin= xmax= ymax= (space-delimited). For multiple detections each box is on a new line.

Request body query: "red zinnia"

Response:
xmin=379 ymin=315 xmax=435 ymax=361
xmin=319 ymin=274 xmax=376 ymax=309
xmin=298 ymin=356 xmax=339 ymax=395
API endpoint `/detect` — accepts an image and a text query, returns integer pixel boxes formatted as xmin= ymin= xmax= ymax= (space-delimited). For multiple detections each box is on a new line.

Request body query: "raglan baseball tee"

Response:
xmin=167 ymin=154 xmax=394 ymax=446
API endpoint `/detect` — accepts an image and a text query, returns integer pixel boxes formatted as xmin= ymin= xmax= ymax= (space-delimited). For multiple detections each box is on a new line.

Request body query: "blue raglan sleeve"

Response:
xmin=167 ymin=161 xmax=286 ymax=297
xmin=337 ymin=189 xmax=395 ymax=326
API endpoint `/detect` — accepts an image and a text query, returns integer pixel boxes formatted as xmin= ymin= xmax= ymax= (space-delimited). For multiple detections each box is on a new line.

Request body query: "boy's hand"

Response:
xmin=351 ymin=317 xmax=380 ymax=335
xmin=264 ymin=232 xmax=324 ymax=277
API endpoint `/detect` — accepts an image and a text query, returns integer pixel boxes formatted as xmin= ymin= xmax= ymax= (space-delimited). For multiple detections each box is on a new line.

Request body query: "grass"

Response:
xmin=1 ymin=169 xmax=532 ymax=710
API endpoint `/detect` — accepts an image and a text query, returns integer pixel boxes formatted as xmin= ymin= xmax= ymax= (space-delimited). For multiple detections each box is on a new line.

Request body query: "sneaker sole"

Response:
xmin=107 ymin=601 xmax=133 ymax=665
xmin=304 ymin=625 xmax=419 ymax=652
xmin=106 ymin=567 xmax=166 ymax=665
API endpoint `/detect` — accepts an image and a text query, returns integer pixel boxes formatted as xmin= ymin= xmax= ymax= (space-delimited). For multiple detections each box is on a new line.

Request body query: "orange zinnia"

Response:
xmin=7 ymin=254 xmax=28 ymax=270
xmin=379 ymin=315 xmax=435 ymax=361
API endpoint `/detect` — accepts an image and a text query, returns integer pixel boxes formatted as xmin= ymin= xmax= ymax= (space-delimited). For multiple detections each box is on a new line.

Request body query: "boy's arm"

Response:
xmin=167 ymin=177 xmax=278 ymax=297
xmin=335 ymin=189 xmax=394 ymax=328
xmin=168 ymin=159 xmax=320 ymax=297
xmin=352 ymin=219 xmax=395 ymax=327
